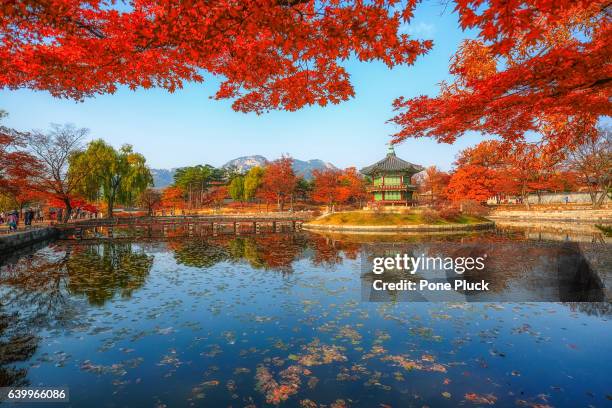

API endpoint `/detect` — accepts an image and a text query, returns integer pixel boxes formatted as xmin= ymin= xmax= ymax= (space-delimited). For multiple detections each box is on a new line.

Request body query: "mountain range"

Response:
xmin=151 ymin=155 xmax=337 ymax=188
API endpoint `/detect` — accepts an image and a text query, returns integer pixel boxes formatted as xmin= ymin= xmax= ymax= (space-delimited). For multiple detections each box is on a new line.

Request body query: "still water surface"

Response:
xmin=0 ymin=229 xmax=610 ymax=407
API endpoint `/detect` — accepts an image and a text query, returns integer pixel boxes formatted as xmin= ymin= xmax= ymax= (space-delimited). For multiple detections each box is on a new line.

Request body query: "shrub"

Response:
xmin=420 ymin=208 xmax=441 ymax=223
xmin=460 ymin=200 xmax=489 ymax=216
xmin=438 ymin=205 xmax=461 ymax=220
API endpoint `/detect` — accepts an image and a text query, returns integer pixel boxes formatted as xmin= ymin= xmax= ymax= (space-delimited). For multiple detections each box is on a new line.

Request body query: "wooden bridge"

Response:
xmin=54 ymin=215 xmax=312 ymax=239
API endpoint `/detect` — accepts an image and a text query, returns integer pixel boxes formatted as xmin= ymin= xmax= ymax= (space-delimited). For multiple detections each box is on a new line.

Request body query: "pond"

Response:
xmin=0 ymin=228 xmax=610 ymax=407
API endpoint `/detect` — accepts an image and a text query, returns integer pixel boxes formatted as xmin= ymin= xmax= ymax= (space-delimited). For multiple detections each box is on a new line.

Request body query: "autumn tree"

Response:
xmin=228 ymin=176 xmax=245 ymax=204
xmin=501 ymin=143 xmax=568 ymax=208
xmin=161 ymin=186 xmax=185 ymax=213
xmin=26 ymin=124 xmax=88 ymax=222
xmin=138 ymin=188 xmax=162 ymax=216
xmin=417 ymin=166 xmax=451 ymax=204
xmin=173 ymin=165 xmax=215 ymax=208
xmin=0 ymin=189 xmax=44 ymax=216
xmin=391 ymin=1 xmax=611 ymax=154
xmin=0 ymin=110 xmax=40 ymax=196
xmin=445 ymin=165 xmax=499 ymax=203
xmin=1 ymin=1 xmax=431 ymax=112
xmin=205 ymin=187 xmax=228 ymax=210
xmin=568 ymin=126 xmax=611 ymax=207
xmin=244 ymin=166 xmax=265 ymax=202
xmin=311 ymin=169 xmax=350 ymax=212
xmin=258 ymin=157 xmax=297 ymax=211
xmin=71 ymin=140 xmax=152 ymax=218
xmin=450 ymin=140 xmax=569 ymax=207
xmin=340 ymin=167 xmax=367 ymax=208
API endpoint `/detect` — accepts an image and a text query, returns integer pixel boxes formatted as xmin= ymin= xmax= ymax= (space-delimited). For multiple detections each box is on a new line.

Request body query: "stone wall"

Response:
xmin=0 ymin=228 xmax=58 ymax=253
xmin=488 ymin=191 xmax=610 ymax=205
xmin=490 ymin=208 xmax=612 ymax=223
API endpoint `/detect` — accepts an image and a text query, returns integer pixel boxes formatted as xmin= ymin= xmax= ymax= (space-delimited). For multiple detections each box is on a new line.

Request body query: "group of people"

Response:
xmin=1 ymin=208 xmax=41 ymax=231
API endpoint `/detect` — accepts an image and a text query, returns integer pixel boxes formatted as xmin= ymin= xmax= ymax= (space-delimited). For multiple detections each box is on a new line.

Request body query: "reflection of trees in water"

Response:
xmin=1 ymin=243 xmax=154 ymax=311
xmin=307 ymin=235 xmax=360 ymax=267
xmin=169 ymin=235 xmax=308 ymax=273
xmin=0 ymin=242 xmax=153 ymax=386
xmin=168 ymin=238 xmax=230 ymax=268
xmin=1 ymin=246 xmax=78 ymax=329
xmin=0 ymin=310 xmax=38 ymax=387
xmin=66 ymin=243 xmax=153 ymax=306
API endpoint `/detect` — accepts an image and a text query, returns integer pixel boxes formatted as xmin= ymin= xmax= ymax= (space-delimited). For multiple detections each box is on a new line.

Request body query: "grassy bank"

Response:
xmin=310 ymin=211 xmax=488 ymax=226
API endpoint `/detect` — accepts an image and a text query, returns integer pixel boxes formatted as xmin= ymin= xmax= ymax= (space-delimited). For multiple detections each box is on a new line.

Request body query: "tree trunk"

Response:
xmin=63 ymin=199 xmax=72 ymax=223
xmin=107 ymin=192 xmax=115 ymax=219
xmin=589 ymin=190 xmax=598 ymax=208
xmin=595 ymin=190 xmax=607 ymax=208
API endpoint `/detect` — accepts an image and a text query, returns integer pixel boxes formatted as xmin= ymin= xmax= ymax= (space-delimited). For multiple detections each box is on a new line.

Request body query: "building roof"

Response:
xmin=360 ymin=145 xmax=424 ymax=176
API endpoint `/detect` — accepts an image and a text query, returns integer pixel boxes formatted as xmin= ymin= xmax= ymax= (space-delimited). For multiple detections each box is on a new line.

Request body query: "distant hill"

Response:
xmin=151 ymin=156 xmax=338 ymax=188
xmin=151 ymin=168 xmax=176 ymax=188
xmin=222 ymin=155 xmax=269 ymax=173
xmin=222 ymin=155 xmax=337 ymax=180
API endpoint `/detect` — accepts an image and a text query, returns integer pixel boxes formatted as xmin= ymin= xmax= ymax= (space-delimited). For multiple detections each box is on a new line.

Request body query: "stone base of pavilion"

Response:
xmin=303 ymin=221 xmax=495 ymax=234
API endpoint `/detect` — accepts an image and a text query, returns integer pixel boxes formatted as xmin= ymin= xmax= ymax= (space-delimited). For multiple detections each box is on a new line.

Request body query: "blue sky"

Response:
xmin=0 ymin=2 xmax=486 ymax=171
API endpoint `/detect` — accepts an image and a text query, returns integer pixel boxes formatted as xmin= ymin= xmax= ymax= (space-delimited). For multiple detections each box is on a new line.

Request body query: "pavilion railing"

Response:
xmin=366 ymin=184 xmax=417 ymax=192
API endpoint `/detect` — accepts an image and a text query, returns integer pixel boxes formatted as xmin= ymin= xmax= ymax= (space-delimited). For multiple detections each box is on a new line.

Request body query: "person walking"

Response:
xmin=7 ymin=211 xmax=17 ymax=231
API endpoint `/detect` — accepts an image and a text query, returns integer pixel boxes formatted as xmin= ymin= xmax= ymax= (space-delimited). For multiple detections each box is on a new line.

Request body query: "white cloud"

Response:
xmin=399 ymin=22 xmax=436 ymax=38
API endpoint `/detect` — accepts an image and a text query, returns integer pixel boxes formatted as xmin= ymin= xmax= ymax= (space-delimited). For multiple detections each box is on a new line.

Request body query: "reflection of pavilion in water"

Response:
xmin=359 ymin=240 xmax=608 ymax=302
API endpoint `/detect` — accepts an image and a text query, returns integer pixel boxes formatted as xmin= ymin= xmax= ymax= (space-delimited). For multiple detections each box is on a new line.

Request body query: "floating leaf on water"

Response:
xmin=300 ymin=399 xmax=318 ymax=408
xmin=421 ymin=354 xmax=434 ymax=362
xmin=465 ymin=393 xmax=497 ymax=405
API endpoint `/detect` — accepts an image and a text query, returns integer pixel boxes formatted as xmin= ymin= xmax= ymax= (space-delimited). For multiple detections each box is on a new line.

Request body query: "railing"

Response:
xmin=54 ymin=214 xmax=312 ymax=228
xmin=366 ymin=184 xmax=417 ymax=192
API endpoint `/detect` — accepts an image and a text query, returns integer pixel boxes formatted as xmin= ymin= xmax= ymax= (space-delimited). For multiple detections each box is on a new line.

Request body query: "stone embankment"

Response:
xmin=0 ymin=227 xmax=58 ymax=253
xmin=489 ymin=208 xmax=612 ymax=223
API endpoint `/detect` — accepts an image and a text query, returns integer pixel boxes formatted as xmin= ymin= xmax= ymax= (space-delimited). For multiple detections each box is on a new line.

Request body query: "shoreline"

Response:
xmin=0 ymin=227 xmax=59 ymax=253
xmin=303 ymin=221 xmax=495 ymax=233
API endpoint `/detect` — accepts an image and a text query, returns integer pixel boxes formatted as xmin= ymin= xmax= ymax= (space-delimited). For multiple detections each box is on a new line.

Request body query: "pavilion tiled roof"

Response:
xmin=360 ymin=146 xmax=424 ymax=175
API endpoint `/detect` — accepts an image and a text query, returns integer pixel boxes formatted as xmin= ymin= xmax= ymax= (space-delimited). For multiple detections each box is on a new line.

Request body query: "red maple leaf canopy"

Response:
xmin=1 ymin=0 xmax=431 ymax=113
xmin=390 ymin=0 xmax=611 ymax=153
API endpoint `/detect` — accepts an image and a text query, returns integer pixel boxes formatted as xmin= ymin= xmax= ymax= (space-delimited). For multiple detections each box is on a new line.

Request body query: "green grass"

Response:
xmin=310 ymin=211 xmax=488 ymax=226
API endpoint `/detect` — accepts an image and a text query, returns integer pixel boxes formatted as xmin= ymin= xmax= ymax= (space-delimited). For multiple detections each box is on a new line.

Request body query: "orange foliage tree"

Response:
xmin=341 ymin=167 xmax=368 ymax=208
xmin=312 ymin=167 xmax=367 ymax=211
xmin=258 ymin=157 xmax=297 ymax=211
xmin=161 ymin=186 xmax=185 ymax=213
xmin=0 ymin=111 xmax=40 ymax=195
xmin=311 ymin=169 xmax=350 ymax=212
xmin=445 ymin=165 xmax=500 ymax=203
xmin=448 ymin=140 xmax=571 ymax=207
xmin=416 ymin=166 xmax=451 ymax=204
xmin=205 ymin=186 xmax=229 ymax=210
xmin=391 ymin=1 xmax=611 ymax=153
xmin=1 ymin=0 xmax=431 ymax=112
